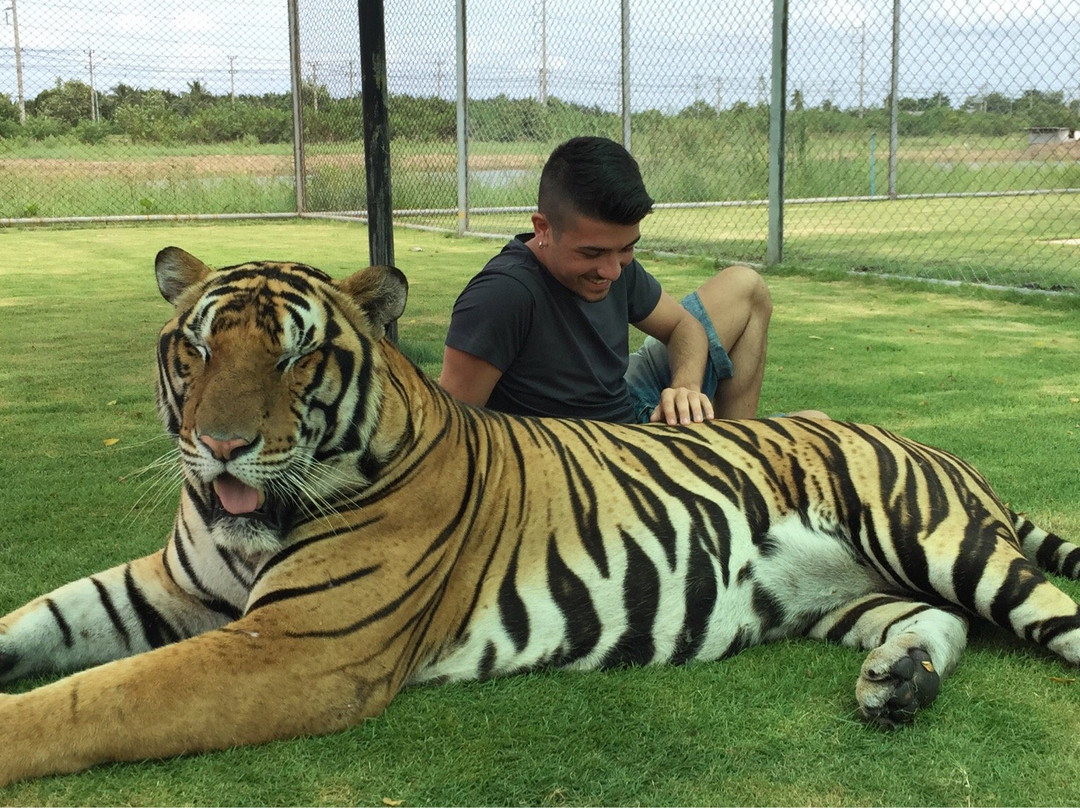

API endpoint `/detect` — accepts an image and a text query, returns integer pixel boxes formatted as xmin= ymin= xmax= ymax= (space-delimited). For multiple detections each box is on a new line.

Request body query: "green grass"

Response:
xmin=4 ymin=134 xmax=1080 ymax=289
xmin=465 ymin=190 xmax=1080 ymax=289
xmin=3 ymin=220 xmax=1080 ymax=805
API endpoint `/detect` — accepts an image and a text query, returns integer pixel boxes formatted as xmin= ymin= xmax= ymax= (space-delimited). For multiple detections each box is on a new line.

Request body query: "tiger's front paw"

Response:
xmin=856 ymin=644 xmax=940 ymax=729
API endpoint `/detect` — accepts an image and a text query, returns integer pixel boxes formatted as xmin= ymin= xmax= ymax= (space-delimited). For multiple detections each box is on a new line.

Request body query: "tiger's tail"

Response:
xmin=1014 ymin=511 xmax=1080 ymax=579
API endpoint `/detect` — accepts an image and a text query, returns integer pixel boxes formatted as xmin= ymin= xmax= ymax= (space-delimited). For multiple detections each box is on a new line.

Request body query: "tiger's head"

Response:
xmin=154 ymin=247 xmax=408 ymax=551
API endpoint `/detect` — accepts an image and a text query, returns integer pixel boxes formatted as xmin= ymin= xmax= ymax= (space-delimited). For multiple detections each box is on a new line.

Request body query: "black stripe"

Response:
xmin=875 ymin=602 xmax=937 ymax=642
xmin=822 ymin=594 xmax=906 ymax=643
xmin=552 ymin=421 xmax=610 ymax=577
xmin=670 ymin=532 xmax=719 ymax=665
xmin=1032 ymin=611 xmax=1080 ymax=645
xmin=751 ymin=582 xmax=787 ymax=632
xmin=247 ymin=564 xmax=380 ymax=613
xmin=990 ymin=556 xmax=1048 ymax=630
xmin=46 ymin=598 xmax=73 ymax=648
xmin=284 ymin=562 xmax=441 ymax=639
xmin=607 ymin=462 xmax=679 ymax=570
xmin=252 ymin=515 xmax=381 ymax=588
xmin=1035 ymin=531 xmax=1067 ymax=571
xmin=123 ymin=565 xmax=187 ymax=647
xmin=498 ymin=541 xmax=530 ymax=653
xmin=546 ymin=534 xmax=601 ymax=667
xmin=478 ymin=642 xmax=497 ymax=680
xmin=216 ymin=544 xmax=256 ymax=587
xmin=719 ymin=626 xmax=753 ymax=660
xmin=91 ymin=577 xmax=132 ymax=651
xmin=884 ymin=454 xmax=935 ymax=591
xmin=1014 ymin=516 xmax=1036 ymax=540
xmin=454 ymin=506 xmax=511 ymax=643
xmin=171 ymin=514 xmax=213 ymax=598
xmin=602 ymin=530 xmax=660 ymax=668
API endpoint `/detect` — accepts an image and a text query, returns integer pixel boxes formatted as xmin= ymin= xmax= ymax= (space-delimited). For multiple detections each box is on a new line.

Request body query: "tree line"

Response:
xmin=1 ymin=78 xmax=1076 ymax=145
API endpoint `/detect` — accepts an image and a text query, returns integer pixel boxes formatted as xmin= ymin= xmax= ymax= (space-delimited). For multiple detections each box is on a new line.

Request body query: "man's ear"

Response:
xmin=531 ymin=211 xmax=553 ymax=244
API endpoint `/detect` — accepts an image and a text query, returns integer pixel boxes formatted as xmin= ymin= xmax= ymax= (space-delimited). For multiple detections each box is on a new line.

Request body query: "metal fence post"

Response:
xmin=766 ymin=0 xmax=788 ymax=266
xmin=888 ymin=0 xmax=901 ymax=198
xmin=456 ymin=0 xmax=469 ymax=236
xmin=358 ymin=0 xmax=397 ymax=342
xmin=620 ymin=0 xmax=631 ymax=152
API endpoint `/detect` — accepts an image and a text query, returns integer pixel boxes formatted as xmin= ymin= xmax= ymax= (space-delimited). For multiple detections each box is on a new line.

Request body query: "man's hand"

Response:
xmin=649 ymin=387 xmax=715 ymax=425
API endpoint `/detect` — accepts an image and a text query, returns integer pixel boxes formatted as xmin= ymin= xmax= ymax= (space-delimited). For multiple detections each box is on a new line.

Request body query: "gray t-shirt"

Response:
xmin=445 ymin=234 xmax=662 ymax=422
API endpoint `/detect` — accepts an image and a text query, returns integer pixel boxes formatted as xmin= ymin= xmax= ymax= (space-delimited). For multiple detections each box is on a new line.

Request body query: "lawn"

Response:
xmin=2 ymin=220 xmax=1080 ymax=805
xmin=3 ymin=134 xmax=1079 ymax=292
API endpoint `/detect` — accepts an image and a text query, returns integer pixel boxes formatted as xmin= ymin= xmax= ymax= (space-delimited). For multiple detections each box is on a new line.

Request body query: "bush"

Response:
xmin=114 ymin=92 xmax=181 ymax=143
xmin=73 ymin=120 xmax=114 ymax=145
xmin=21 ymin=115 xmax=69 ymax=139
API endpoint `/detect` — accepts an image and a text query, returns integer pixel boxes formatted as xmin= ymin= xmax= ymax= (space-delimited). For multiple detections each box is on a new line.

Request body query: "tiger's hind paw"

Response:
xmin=856 ymin=645 xmax=941 ymax=729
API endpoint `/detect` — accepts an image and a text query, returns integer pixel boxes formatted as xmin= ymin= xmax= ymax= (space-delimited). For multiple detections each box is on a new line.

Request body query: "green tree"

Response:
xmin=114 ymin=90 xmax=181 ymax=143
xmin=28 ymin=78 xmax=95 ymax=127
xmin=175 ymin=80 xmax=214 ymax=117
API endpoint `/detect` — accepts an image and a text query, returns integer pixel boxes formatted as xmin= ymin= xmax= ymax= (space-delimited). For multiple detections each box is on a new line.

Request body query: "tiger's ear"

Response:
xmin=155 ymin=247 xmax=213 ymax=305
xmin=338 ymin=265 xmax=409 ymax=338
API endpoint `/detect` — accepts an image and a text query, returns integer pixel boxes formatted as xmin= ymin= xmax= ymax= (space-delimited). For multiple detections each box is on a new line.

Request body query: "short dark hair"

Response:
xmin=538 ymin=136 xmax=654 ymax=232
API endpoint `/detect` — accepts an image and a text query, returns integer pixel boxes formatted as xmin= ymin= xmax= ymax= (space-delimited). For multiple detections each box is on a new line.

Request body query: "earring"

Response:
xmin=538 ymin=241 xmax=544 ymax=248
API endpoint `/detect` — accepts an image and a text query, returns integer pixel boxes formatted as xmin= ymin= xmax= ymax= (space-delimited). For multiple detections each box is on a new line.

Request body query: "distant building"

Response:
xmin=1027 ymin=127 xmax=1075 ymax=146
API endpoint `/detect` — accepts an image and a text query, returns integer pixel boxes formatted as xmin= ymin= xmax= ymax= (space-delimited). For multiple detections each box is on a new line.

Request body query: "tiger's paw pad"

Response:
xmin=857 ymin=646 xmax=940 ymax=729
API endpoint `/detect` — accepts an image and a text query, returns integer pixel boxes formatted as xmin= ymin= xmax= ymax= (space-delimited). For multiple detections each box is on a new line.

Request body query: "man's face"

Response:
xmin=532 ymin=212 xmax=641 ymax=302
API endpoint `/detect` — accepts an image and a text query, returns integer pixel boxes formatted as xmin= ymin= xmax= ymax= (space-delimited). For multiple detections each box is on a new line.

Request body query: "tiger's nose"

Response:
xmin=199 ymin=434 xmax=254 ymax=461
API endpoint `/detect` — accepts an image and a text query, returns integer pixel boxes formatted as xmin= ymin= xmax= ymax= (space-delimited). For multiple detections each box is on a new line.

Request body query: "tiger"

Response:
xmin=1 ymin=246 xmax=1079 ymax=786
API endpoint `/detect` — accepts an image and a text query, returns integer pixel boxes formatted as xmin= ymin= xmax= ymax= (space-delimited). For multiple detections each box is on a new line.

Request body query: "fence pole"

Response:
xmin=620 ymin=0 xmax=631 ymax=151
xmin=358 ymin=0 xmax=397 ymax=341
xmin=456 ymin=0 xmax=469 ymax=235
xmin=888 ymin=0 xmax=901 ymax=198
xmin=766 ymin=0 xmax=788 ymax=266
xmin=287 ymin=0 xmax=306 ymax=213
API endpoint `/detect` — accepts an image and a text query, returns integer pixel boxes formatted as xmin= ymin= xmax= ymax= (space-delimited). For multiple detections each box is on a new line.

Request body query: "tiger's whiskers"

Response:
xmin=121 ymin=447 xmax=184 ymax=526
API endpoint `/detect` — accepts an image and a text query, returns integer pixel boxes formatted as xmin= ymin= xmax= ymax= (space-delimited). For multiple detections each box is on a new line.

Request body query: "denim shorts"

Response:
xmin=625 ymin=291 xmax=735 ymax=424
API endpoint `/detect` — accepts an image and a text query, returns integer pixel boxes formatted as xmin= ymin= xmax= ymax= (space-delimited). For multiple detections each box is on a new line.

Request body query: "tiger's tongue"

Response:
xmin=213 ymin=474 xmax=261 ymax=515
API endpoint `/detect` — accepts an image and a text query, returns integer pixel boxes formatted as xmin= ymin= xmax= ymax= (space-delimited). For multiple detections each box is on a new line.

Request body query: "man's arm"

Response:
xmin=634 ymin=291 xmax=715 ymax=425
xmin=438 ymin=346 xmax=504 ymax=408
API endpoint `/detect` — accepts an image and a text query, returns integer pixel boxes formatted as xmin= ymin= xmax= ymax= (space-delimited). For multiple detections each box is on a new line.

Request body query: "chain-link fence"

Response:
xmin=2 ymin=1 xmax=1078 ymax=290
xmin=0 ymin=0 xmax=301 ymax=220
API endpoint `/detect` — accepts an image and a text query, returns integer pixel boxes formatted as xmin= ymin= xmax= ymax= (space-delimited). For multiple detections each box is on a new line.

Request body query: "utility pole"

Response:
xmin=308 ymin=61 xmax=319 ymax=112
xmin=857 ymin=22 xmax=866 ymax=118
xmin=228 ymin=56 xmax=236 ymax=102
xmin=88 ymin=49 xmax=98 ymax=123
xmin=4 ymin=0 xmax=25 ymax=123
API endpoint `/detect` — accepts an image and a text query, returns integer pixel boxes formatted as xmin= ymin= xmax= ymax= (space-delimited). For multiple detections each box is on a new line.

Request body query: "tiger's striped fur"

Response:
xmin=1 ymin=247 xmax=1079 ymax=784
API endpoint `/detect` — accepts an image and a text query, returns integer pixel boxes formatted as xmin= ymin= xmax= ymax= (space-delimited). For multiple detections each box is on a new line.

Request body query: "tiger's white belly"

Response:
xmin=410 ymin=514 xmax=881 ymax=684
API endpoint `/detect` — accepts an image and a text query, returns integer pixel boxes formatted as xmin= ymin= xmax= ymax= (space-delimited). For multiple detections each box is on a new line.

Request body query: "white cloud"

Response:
xmin=172 ymin=10 xmax=216 ymax=34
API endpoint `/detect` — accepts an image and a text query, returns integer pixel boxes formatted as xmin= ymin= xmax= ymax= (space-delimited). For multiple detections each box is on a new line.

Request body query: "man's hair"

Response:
xmin=538 ymin=136 xmax=654 ymax=232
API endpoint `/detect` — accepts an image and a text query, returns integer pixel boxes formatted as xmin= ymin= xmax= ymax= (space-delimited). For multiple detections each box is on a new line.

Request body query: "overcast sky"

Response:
xmin=2 ymin=0 xmax=1077 ymax=112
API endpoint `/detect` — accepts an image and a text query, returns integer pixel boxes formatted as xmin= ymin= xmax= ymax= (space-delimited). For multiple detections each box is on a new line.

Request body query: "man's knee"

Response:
xmin=698 ymin=265 xmax=772 ymax=327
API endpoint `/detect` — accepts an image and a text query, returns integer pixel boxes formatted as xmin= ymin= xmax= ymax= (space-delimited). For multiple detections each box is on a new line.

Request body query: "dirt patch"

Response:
xmin=0 ymin=150 xmax=545 ymax=182
xmin=0 ymin=153 xmax=293 ymax=181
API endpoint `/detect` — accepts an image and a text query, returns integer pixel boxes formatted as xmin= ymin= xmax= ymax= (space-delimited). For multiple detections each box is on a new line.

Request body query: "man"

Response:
xmin=440 ymin=136 xmax=822 ymax=425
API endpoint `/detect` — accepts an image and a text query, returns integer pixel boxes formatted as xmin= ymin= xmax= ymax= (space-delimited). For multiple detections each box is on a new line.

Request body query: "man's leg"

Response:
xmin=696 ymin=266 xmax=829 ymax=420
xmin=695 ymin=265 xmax=772 ymax=418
